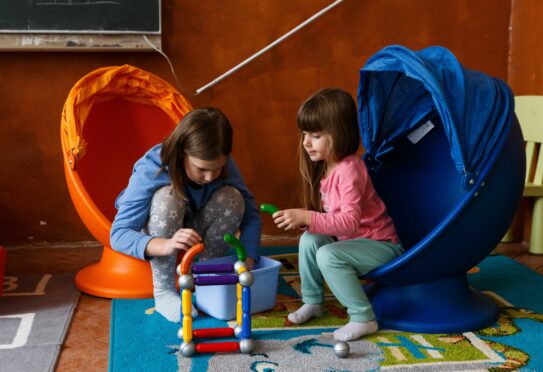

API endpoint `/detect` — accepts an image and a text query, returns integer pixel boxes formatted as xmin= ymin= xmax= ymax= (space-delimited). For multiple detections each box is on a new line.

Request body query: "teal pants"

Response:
xmin=298 ymin=232 xmax=404 ymax=323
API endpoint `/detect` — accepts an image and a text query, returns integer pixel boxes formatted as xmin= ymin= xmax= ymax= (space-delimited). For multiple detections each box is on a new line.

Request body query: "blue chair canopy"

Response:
xmin=358 ymin=45 xmax=514 ymax=188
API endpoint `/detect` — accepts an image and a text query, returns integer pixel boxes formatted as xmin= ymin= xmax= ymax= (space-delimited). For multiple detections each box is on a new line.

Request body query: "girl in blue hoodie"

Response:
xmin=110 ymin=107 xmax=261 ymax=322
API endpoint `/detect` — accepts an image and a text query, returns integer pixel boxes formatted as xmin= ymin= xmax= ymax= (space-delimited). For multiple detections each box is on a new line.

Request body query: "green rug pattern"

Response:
xmin=110 ymin=249 xmax=543 ymax=371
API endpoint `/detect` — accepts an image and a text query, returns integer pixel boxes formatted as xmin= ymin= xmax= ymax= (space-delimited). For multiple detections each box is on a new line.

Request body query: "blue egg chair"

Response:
xmin=358 ymin=46 xmax=525 ymax=333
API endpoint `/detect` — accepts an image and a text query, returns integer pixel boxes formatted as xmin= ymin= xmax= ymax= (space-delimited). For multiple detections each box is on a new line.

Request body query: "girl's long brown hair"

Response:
xmin=297 ymin=88 xmax=360 ymax=211
xmin=160 ymin=107 xmax=233 ymax=200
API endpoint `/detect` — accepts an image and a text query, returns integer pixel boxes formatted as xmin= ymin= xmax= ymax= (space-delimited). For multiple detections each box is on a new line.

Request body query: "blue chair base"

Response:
xmin=367 ymin=275 xmax=499 ymax=333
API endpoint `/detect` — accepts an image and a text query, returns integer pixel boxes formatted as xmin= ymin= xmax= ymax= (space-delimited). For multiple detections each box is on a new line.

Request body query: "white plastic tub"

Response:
xmin=194 ymin=255 xmax=282 ymax=320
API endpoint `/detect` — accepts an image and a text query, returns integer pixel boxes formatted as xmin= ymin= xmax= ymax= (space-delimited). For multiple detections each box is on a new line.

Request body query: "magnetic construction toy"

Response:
xmin=176 ymin=234 xmax=255 ymax=357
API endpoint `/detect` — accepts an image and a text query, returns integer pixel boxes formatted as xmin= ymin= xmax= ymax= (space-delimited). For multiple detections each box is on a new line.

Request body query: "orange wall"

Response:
xmin=0 ymin=0 xmax=517 ymax=245
xmin=509 ymin=0 xmax=543 ymax=95
xmin=506 ymin=0 xmax=543 ymax=240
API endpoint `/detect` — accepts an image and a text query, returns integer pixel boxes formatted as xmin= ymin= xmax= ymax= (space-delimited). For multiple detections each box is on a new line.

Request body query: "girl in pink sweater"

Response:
xmin=272 ymin=88 xmax=404 ymax=341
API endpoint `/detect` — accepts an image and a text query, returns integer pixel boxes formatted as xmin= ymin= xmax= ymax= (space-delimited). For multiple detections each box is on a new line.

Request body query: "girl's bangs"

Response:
xmin=297 ymin=109 xmax=324 ymax=132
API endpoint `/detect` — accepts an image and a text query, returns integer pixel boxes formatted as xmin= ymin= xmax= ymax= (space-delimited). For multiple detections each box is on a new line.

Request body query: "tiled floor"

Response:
xmin=4 ymin=238 xmax=543 ymax=371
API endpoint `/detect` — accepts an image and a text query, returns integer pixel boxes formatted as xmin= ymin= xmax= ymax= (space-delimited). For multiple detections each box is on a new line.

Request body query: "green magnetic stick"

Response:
xmin=224 ymin=233 xmax=247 ymax=262
xmin=260 ymin=203 xmax=279 ymax=215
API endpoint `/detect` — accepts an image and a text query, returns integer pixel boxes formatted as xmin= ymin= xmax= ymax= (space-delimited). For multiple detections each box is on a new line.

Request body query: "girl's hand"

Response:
xmin=272 ymin=209 xmax=310 ymax=230
xmin=166 ymin=228 xmax=202 ymax=253
xmin=146 ymin=228 xmax=202 ymax=257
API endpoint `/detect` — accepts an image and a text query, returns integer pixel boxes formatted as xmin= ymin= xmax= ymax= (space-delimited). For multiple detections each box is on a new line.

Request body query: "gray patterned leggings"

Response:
xmin=144 ymin=185 xmax=245 ymax=290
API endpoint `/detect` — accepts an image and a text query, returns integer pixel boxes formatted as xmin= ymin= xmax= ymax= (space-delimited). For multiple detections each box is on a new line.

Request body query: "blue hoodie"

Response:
xmin=110 ymin=144 xmax=262 ymax=260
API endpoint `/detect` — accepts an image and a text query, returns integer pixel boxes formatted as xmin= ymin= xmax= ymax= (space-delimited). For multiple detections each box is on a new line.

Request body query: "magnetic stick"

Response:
xmin=260 ymin=203 xmax=279 ymax=215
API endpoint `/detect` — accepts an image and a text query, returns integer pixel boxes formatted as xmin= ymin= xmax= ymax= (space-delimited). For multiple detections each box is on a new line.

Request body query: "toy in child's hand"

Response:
xmin=260 ymin=203 xmax=280 ymax=215
xmin=261 ymin=203 xmax=308 ymax=231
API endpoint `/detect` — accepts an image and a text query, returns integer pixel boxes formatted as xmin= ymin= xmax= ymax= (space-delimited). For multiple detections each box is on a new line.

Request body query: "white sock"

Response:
xmin=333 ymin=320 xmax=378 ymax=341
xmin=154 ymin=288 xmax=198 ymax=323
xmin=287 ymin=303 xmax=323 ymax=324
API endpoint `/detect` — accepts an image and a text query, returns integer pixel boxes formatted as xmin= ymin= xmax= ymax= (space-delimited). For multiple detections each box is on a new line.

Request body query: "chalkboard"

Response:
xmin=0 ymin=0 xmax=161 ymax=34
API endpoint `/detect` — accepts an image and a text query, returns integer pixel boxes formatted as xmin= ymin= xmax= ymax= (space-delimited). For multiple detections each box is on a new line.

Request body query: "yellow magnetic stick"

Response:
xmin=237 ymin=283 xmax=242 ymax=326
xmin=182 ymin=289 xmax=193 ymax=342
xmin=236 ymin=266 xmax=246 ymax=326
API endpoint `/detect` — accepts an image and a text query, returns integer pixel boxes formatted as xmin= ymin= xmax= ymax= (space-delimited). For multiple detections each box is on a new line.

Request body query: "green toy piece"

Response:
xmin=224 ymin=233 xmax=247 ymax=262
xmin=260 ymin=203 xmax=279 ymax=215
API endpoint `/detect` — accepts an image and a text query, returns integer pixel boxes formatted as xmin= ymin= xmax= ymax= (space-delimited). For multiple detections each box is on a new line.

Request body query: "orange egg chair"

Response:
xmin=61 ymin=65 xmax=192 ymax=298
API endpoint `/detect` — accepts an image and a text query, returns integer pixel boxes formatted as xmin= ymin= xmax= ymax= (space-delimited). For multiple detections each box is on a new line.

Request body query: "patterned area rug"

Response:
xmin=0 ymin=273 xmax=80 ymax=372
xmin=110 ymin=247 xmax=543 ymax=371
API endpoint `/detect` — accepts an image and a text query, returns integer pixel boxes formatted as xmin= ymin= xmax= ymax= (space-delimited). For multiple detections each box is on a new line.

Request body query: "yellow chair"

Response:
xmin=515 ymin=95 xmax=543 ymax=254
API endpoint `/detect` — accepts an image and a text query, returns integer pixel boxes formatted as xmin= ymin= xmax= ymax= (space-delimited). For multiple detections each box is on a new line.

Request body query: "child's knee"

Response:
xmin=151 ymin=186 xmax=185 ymax=213
xmin=210 ymin=186 xmax=245 ymax=217
xmin=316 ymin=244 xmax=340 ymax=269
xmin=299 ymin=232 xmax=333 ymax=258
xmin=148 ymin=186 xmax=186 ymax=235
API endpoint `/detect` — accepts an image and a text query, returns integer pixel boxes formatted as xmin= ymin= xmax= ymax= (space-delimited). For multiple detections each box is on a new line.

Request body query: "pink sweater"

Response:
xmin=309 ymin=155 xmax=399 ymax=243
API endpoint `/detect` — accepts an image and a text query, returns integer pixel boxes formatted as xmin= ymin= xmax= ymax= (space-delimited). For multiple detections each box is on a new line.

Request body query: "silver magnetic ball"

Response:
xmin=178 ymin=274 xmax=194 ymax=290
xmin=177 ymin=327 xmax=184 ymax=339
xmin=234 ymin=260 xmax=248 ymax=273
xmin=238 ymin=271 xmax=254 ymax=287
xmin=239 ymin=338 xmax=255 ymax=354
xmin=234 ymin=325 xmax=242 ymax=338
xmin=180 ymin=341 xmax=196 ymax=357
xmin=176 ymin=264 xmax=181 ymax=276
xmin=333 ymin=341 xmax=350 ymax=358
